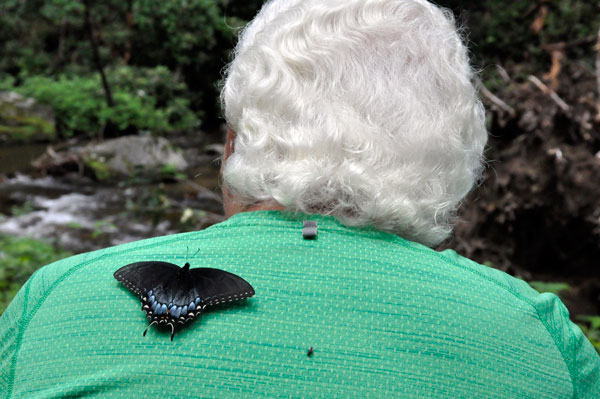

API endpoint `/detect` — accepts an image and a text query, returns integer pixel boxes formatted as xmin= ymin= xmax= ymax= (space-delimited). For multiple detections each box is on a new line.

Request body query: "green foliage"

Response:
xmin=4 ymin=0 xmax=595 ymax=129
xmin=6 ymin=75 xmax=101 ymax=136
xmin=0 ymin=0 xmax=265 ymax=128
xmin=159 ymin=163 xmax=187 ymax=182
xmin=10 ymin=201 xmax=35 ymax=216
xmin=109 ymin=66 xmax=199 ymax=130
xmin=0 ymin=74 xmax=16 ymax=89
xmin=0 ymin=123 xmax=54 ymax=142
xmin=528 ymin=281 xmax=599 ymax=353
xmin=91 ymin=220 xmax=117 ymax=239
xmin=576 ymin=316 xmax=600 ymax=354
xmin=133 ymin=0 xmax=226 ymax=66
xmin=528 ymin=281 xmax=571 ymax=297
xmin=129 ymin=0 xmax=244 ymax=121
xmin=125 ymin=186 xmax=172 ymax=226
xmin=438 ymin=0 xmax=600 ymax=69
xmin=84 ymin=155 xmax=112 ymax=181
xmin=0 ymin=235 xmax=71 ymax=316
xmin=0 ymin=74 xmax=57 ymax=142
xmin=1 ymin=66 xmax=199 ymax=138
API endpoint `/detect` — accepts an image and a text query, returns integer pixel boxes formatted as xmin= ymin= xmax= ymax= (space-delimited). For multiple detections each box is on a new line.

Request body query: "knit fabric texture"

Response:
xmin=1 ymin=210 xmax=599 ymax=398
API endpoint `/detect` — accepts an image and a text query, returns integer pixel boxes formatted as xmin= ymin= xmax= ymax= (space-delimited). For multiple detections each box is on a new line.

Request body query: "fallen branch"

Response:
xmin=496 ymin=65 xmax=511 ymax=82
xmin=527 ymin=75 xmax=570 ymax=113
xmin=479 ymin=82 xmax=515 ymax=117
xmin=540 ymin=34 xmax=598 ymax=52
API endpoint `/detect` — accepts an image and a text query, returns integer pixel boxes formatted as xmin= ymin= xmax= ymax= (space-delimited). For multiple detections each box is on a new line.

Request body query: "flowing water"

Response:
xmin=0 ymin=142 xmax=224 ymax=253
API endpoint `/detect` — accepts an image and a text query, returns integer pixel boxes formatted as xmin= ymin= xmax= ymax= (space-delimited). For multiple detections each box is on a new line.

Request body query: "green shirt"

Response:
xmin=1 ymin=211 xmax=599 ymax=398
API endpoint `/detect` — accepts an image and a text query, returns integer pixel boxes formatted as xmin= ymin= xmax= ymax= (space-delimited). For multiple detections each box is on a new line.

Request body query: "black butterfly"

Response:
xmin=114 ymin=261 xmax=255 ymax=340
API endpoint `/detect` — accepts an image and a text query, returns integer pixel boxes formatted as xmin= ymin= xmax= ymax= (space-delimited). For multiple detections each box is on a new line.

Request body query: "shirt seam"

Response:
xmin=5 ymin=234 xmax=192 ymax=398
xmin=4 ymin=222 xmax=577 ymax=398
xmin=6 ymin=274 xmax=31 ymax=399
xmin=212 ymin=220 xmax=395 ymax=240
xmin=218 ymin=215 xmax=578 ymax=394
xmin=396 ymin=240 xmax=576 ymax=397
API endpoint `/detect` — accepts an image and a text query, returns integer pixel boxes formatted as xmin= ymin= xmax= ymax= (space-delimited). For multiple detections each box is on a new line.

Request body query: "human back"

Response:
xmin=1 ymin=211 xmax=593 ymax=397
xmin=1 ymin=0 xmax=599 ymax=397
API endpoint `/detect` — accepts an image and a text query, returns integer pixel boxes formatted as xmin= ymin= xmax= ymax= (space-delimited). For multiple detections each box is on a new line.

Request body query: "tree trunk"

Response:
xmin=124 ymin=0 xmax=134 ymax=64
xmin=83 ymin=0 xmax=114 ymax=108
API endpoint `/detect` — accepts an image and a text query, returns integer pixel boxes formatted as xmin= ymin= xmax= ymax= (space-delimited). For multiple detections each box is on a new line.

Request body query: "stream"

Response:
xmin=0 ymin=140 xmax=224 ymax=253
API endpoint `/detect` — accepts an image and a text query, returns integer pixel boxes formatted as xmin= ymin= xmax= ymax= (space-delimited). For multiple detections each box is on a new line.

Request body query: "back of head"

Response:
xmin=221 ymin=0 xmax=487 ymax=247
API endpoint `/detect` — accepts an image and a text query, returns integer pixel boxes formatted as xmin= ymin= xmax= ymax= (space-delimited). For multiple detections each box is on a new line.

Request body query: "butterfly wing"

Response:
xmin=188 ymin=268 xmax=255 ymax=307
xmin=114 ymin=262 xmax=255 ymax=339
xmin=114 ymin=261 xmax=180 ymax=297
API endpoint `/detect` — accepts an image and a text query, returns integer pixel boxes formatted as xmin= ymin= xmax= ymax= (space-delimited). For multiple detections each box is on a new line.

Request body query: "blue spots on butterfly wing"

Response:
xmin=155 ymin=303 xmax=167 ymax=315
xmin=115 ymin=261 xmax=256 ymax=340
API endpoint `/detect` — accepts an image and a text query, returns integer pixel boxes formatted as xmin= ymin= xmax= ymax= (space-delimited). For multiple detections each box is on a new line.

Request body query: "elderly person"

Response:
xmin=1 ymin=0 xmax=599 ymax=397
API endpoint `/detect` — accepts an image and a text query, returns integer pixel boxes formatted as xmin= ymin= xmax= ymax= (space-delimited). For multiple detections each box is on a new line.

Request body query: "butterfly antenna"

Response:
xmin=192 ymin=248 xmax=201 ymax=258
xmin=143 ymin=321 xmax=157 ymax=337
xmin=168 ymin=323 xmax=175 ymax=341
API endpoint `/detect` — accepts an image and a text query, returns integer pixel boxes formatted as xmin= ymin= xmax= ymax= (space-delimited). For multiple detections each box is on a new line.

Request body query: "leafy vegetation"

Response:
xmin=576 ymin=316 xmax=600 ymax=353
xmin=0 ymin=0 xmax=264 ymax=134
xmin=528 ymin=281 xmax=571 ymax=297
xmin=124 ymin=186 xmax=172 ymax=227
xmin=0 ymin=66 xmax=198 ymax=139
xmin=0 ymin=235 xmax=71 ymax=315
xmin=1 ymin=0 xmax=598 ymax=137
xmin=10 ymin=201 xmax=35 ymax=217
xmin=529 ymin=280 xmax=599 ymax=354
xmin=440 ymin=0 xmax=600 ymax=68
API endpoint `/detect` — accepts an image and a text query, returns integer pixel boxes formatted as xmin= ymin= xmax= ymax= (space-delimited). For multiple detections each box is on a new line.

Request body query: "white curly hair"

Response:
xmin=221 ymin=0 xmax=487 ymax=247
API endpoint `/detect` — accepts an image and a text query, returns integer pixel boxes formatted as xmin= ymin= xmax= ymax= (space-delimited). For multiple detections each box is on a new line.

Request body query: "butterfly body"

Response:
xmin=114 ymin=261 xmax=254 ymax=340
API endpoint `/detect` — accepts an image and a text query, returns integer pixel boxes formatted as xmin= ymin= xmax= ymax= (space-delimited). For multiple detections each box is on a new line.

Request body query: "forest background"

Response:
xmin=0 ymin=0 xmax=599 ymax=351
